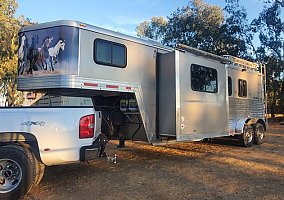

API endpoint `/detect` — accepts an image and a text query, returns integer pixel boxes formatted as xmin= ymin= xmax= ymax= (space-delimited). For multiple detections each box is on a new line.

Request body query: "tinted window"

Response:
xmin=94 ymin=39 xmax=126 ymax=68
xmin=95 ymin=40 xmax=111 ymax=64
xmin=228 ymin=76 xmax=232 ymax=96
xmin=238 ymin=79 xmax=247 ymax=97
xmin=191 ymin=64 xmax=218 ymax=93
xmin=113 ymin=44 xmax=125 ymax=66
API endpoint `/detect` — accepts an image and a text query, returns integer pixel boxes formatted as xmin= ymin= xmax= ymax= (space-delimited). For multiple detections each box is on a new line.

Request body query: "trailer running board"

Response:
xmin=152 ymin=136 xmax=178 ymax=146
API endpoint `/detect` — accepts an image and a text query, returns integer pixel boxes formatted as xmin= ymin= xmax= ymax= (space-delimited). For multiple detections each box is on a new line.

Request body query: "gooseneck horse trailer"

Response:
xmin=17 ymin=20 xmax=267 ymax=147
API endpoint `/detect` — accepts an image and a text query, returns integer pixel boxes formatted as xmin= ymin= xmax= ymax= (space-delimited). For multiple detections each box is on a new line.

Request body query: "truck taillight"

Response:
xmin=79 ymin=114 xmax=94 ymax=139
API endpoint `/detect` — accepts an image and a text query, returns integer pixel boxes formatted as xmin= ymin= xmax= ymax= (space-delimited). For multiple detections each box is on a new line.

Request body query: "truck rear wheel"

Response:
xmin=254 ymin=123 xmax=265 ymax=145
xmin=31 ymin=152 xmax=45 ymax=187
xmin=240 ymin=124 xmax=254 ymax=147
xmin=0 ymin=145 xmax=36 ymax=200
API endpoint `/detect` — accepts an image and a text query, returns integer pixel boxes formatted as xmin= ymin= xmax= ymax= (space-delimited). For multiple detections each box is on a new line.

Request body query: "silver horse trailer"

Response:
xmin=17 ymin=20 xmax=267 ymax=146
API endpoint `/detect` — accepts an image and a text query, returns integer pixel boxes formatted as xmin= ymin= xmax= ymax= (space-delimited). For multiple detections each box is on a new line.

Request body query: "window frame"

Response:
xmin=190 ymin=64 xmax=218 ymax=94
xmin=228 ymin=76 xmax=232 ymax=96
xmin=238 ymin=79 xmax=247 ymax=97
xmin=94 ymin=38 xmax=127 ymax=68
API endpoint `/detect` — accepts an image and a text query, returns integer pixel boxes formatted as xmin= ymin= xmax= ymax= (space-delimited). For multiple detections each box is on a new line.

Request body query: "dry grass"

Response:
xmin=23 ymin=124 xmax=284 ymax=200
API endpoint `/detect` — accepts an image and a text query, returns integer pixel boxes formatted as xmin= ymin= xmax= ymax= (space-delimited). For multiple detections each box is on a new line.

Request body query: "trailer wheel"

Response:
xmin=254 ymin=123 xmax=265 ymax=145
xmin=240 ymin=124 xmax=254 ymax=147
xmin=0 ymin=145 xmax=36 ymax=200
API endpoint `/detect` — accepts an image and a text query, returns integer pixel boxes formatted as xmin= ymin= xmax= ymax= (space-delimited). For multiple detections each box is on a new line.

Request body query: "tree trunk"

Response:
xmin=271 ymin=80 xmax=278 ymax=118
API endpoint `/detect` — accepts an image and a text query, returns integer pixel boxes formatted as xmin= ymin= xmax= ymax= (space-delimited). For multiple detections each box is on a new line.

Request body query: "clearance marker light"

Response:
xmin=84 ymin=83 xmax=98 ymax=87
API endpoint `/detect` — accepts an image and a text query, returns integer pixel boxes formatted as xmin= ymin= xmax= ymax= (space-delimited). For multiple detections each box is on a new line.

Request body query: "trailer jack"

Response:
xmin=98 ymin=143 xmax=107 ymax=157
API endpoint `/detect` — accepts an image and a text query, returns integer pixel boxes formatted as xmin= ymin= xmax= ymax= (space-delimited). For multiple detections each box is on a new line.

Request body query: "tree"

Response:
xmin=136 ymin=0 xmax=249 ymax=56
xmin=0 ymin=0 xmax=20 ymax=106
xmin=222 ymin=0 xmax=251 ymax=58
xmin=0 ymin=0 xmax=18 ymax=59
xmin=162 ymin=0 xmax=251 ymax=56
xmin=136 ymin=16 xmax=167 ymax=41
xmin=0 ymin=0 xmax=33 ymax=106
xmin=163 ymin=0 xmax=225 ymax=54
xmin=251 ymin=0 xmax=284 ymax=117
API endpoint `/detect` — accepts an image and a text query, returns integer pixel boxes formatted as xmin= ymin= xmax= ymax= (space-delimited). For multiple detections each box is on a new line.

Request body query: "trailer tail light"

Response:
xmin=79 ymin=114 xmax=94 ymax=139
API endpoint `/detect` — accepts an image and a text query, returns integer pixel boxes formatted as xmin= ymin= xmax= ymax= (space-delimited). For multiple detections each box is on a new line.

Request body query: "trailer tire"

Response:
xmin=253 ymin=123 xmax=265 ymax=145
xmin=0 ymin=145 xmax=36 ymax=200
xmin=240 ymin=124 xmax=254 ymax=147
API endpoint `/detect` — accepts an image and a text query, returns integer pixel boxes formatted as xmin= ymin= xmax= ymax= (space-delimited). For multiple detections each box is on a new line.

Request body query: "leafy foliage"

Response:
xmin=136 ymin=0 xmax=249 ymax=56
xmin=0 ymin=0 xmax=20 ymax=106
xmin=136 ymin=16 xmax=167 ymax=41
xmin=0 ymin=0 xmax=33 ymax=106
xmin=251 ymin=0 xmax=284 ymax=116
xmin=222 ymin=0 xmax=250 ymax=57
xmin=163 ymin=0 xmax=225 ymax=54
xmin=0 ymin=0 xmax=19 ymax=60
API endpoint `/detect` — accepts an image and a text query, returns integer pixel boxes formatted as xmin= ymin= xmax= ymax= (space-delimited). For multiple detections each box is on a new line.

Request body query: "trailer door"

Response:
xmin=176 ymin=52 xmax=229 ymax=141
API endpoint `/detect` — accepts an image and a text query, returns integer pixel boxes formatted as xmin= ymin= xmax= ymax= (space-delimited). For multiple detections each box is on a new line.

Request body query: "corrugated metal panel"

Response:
xmin=229 ymin=97 xmax=264 ymax=131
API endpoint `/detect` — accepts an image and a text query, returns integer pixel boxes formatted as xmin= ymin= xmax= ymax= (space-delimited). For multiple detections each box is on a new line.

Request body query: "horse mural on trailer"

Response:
xmin=48 ymin=39 xmax=65 ymax=70
xmin=18 ymin=34 xmax=28 ymax=75
xmin=18 ymin=35 xmax=66 ymax=75
xmin=27 ymin=35 xmax=40 ymax=74
xmin=36 ymin=36 xmax=53 ymax=71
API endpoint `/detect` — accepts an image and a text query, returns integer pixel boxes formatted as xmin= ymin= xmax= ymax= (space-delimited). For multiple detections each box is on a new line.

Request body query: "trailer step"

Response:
xmin=152 ymin=139 xmax=178 ymax=146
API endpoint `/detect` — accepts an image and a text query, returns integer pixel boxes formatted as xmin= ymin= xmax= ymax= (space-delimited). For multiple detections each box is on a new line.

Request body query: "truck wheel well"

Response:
xmin=0 ymin=132 xmax=42 ymax=163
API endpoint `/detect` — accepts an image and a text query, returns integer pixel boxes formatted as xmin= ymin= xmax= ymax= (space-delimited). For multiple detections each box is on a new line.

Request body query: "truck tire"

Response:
xmin=240 ymin=124 xmax=254 ymax=147
xmin=31 ymin=152 xmax=45 ymax=187
xmin=254 ymin=123 xmax=265 ymax=145
xmin=0 ymin=145 xmax=36 ymax=200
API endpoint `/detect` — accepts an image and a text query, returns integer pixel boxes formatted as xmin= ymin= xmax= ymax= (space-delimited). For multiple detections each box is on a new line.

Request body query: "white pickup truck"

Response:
xmin=0 ymin=104 xmax=107 ymax=200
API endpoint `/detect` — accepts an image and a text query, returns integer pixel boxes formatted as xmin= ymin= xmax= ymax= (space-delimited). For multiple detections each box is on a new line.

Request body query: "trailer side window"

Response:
xmin=228 ymin=76 xmax=232 ymax=96
xmin=238 ymin=79 xmax=247 ymax=97
xmin=94 ymin=39 xmax=126 ymax=68
xmin=191 ymin=64 xmax=218 ymax=93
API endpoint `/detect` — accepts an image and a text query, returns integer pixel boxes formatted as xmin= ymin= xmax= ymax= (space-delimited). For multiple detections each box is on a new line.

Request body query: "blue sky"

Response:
xmin=16 ymin=0 xmax=264 ymax=36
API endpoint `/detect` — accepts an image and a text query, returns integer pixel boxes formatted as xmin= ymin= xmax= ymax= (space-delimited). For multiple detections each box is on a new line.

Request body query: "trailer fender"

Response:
xmin=235 ymin=118 xmax=257 ymax=134
xmin=256 ymin=119 xmax=267 ymax=131
xmin=0 ymin=132 xmax=42 ymax=162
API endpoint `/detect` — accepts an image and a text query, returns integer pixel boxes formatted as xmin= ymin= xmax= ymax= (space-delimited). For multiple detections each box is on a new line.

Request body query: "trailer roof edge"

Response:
xmin=19 ymin=20 xmax=173 ymax=52
xmin=176 ymin=44 xmax=230 ymax=64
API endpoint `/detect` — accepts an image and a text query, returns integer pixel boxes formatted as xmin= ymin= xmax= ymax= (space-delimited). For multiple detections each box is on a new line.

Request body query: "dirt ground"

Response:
xmin=23 ymin=124 xmax=284 ymax=200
